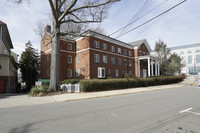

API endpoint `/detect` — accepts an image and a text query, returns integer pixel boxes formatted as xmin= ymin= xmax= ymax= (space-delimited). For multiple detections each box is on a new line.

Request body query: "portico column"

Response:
xmin=151 ymin=59 xmax=154 ymax=76
xmin=148 ymin=57 xmax=150 ymax=77
xmin=155 ymin=60 xmax=158 ymax=76
xmin=138 ymin=58 xmax=140 ymax=78
xmin=158 ymin=60 xmax=160 ymax=76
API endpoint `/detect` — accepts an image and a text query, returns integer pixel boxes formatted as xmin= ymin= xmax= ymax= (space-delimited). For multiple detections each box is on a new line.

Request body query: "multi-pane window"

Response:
xmin=196 ymin=49 xmax=200 ymax=53
xmin=124 ymin=49 xmax=127 ymax=55
xmin=94 ymin=41 xmax=100 ymax=48
xmin=188 ymin=55 xmax=192 ymax=64
xmin=124 ymin=59 xmax=128 ymax=66
xmin=68 ymin=43 xmax=72 ymax=50
xmin=76 ymin=69 xmax=80 ymax=77
xmin=47 ymin=55 xmax=50 ymax=62
xmin=103 ymin=55 xmax=107 ymax=64
xmin=129 ymin=60 xmax=132 ymax=66
xmin=68 ymin=69 xmax=72 ymax=77
xmin=0 ymin=61 xmax=2 ymax=69
xmin=180 ymin=51 xmax=184 ymax=54
xmin=115 ymin=70 xmax=119 ymax=77
xmin=77 ymin=44 xmax=80 ymax=50
xmin=139 ymin=51 xmax=142 ymax=56
xmin=98 ymin=67 xmax=106 ymax=78
xmin=129 ymin=51 xmax=132 ymax=56
xmin=117 ymin=48 xmax=121 ymax=54
xmin=94 ymin=54 xmax=100 ymax=63
xmin=77 ymin=56 xmax=80 ymax=64
xmin=111 ymin=45 xmax=115 ymax=52
xmin=188 ymin=50 xmax=192 ymax=54
xmin=118 ymin=58 xmax=121 ymax=65
xmin=68 ymin=55 xmax=72 ymax=64
xmin=196 ymin=55 xmax=200 ymax=64
xmin=111 ymin=57 xmax=115 ymax=64
xmin=102 ymin=43 xmax=107 ymax=50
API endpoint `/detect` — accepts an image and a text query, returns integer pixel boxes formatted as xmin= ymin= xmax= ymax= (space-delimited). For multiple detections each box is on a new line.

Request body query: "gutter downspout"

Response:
xmin=8 ymin=58 xmax=10 ymax=92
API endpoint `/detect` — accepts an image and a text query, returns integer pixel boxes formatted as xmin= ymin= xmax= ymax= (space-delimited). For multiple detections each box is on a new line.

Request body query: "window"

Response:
xmin=47 ymin=55 xmax=50 ymax=62
xmin=111 ymin=45 xmax=115 ymax=52
xmin=76 ymin=69 xmax=80 ymax=77
xmin=124 ymin=59 xmax=128 ymax=66
xmin=117 ymin=48 xmax=121 ymax=54
xmin=98 ymin=67 xmax=106 ymax=78
xmin=188 ymin=50 xmax=192 ymax=54
xmin=180 ymin=51 xmax=184 ymax=54
xmin=94 ymin=41 xmax=100 ymax=48
xmin=47 ymin=69 xmax=49 ymax=76
xmin=139 ymin=51 xmax=142 ymax=56
xmin=129 ymin=51 xmax=132 ymax=56
xmin=129 ymin=60 xmax=132 ymax=66
xmin=77 ymin=44 xmax=80 ymax=50
xmin=68 ymin=69 xmax=72 ymax=77
xmin=196 ymin=49 xmax=200 ymax=53
xmin=108 ymin=69 xmax=111 ymax=75
xmin=115 ymin=70 xmax=119 ymax=77
xmin=94 ymin=54 xmax=100 ymax=63
xmin=124 ymin=49 xmax=127 ymax=55
xmin=111 ymin=57 xmax=115 ymax=64
xmin=77 ymin=56 xmax=80 ymax=64
xmin=103 ymin=55 xmax=107 ymax=64
xmin=68 ymin=55 xmax=72 ymax=64
xmin=188 ymin=55 xmax=192 ymax=64
xmin=118 ymin=58 xmax=121 ymax=65
xmin=0 ymin=61 xmax=2 ymax=69
xmin=129 ymin=71 xmax=132 ymax=75
xmin=196 ymin=55 xmax=200 ymax=64
xmin=68 ymin=43 xmax=72 ymax=50
xmin=102 ymin=43 xmax=107 ymax=50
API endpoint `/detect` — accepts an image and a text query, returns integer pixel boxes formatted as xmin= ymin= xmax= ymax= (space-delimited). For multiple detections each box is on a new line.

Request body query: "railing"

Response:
xmin=60 ymin=83 xmax=80 ymax=93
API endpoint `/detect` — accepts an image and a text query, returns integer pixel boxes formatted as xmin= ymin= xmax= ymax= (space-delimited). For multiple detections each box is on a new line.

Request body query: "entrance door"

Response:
xmin=143 ymin=69 xmax=147 ymax=78
xmin=0 ymin=81 xmax=5 ymax=93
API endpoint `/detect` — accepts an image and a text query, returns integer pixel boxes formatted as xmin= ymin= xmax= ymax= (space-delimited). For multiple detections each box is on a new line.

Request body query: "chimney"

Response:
xmin=45 ymin=25 xmax=51 ymax=34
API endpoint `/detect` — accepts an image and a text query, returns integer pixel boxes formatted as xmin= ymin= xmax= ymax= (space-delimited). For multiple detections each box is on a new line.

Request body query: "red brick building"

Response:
xmin=40 ymin=26 xmax=160 ymax=81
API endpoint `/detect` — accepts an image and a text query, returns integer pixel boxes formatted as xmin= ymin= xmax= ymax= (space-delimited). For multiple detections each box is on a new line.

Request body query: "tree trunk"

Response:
xmin=48 ymin=19 xmax=60 ymax=92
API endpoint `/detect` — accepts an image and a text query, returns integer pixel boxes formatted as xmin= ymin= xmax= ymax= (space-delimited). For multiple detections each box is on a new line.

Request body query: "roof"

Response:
xmin=170 ymin=43 xmax=200 ymax=50
xmin=129 ymin=39 xmax=152 ymax=52
xmin=76 ymin=30 xmax=133 ymax=49
xmin=0 ymin=20 xmax=13 ymax=49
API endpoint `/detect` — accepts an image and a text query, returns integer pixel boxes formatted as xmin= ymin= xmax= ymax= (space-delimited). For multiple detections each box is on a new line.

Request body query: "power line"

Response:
xmin=116 ymin=0 xmax=187 ymax=38
xmin=109 ymin=0 xmax=169 ymax=36
xmin=117 ymin=0 xmax=153 ymax=37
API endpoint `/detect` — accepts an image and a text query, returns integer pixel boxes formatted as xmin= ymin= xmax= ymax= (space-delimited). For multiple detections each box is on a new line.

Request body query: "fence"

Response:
xmin=60 ymin=83 xmax=80 ymax=93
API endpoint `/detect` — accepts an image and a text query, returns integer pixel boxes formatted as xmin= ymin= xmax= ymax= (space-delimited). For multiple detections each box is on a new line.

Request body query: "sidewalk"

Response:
xmin=0 ymin=76 xmax=196 ymax=109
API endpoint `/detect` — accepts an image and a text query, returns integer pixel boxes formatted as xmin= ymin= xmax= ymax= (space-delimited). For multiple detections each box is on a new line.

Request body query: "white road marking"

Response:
xmin=179 ymin=108 xmax=193 ymax=113
xmin=179 ymin=108 xmax=200 ymax=116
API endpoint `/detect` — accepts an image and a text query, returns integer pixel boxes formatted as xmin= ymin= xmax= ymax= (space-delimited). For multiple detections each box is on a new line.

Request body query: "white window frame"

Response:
xmin=77 ymin=56 xmax=80 ymax=64
xmin=102 ymin=43 xmax=107 ymax=50
xmin=77 ymin=44 xmax=80 ymax=50
xmin=111 ymin=57 xmax=115 ymax=64
xmin=111 ymin=45 xmax=115 ymax=52
xmin=129 ymin=51 xmax=132 ymax=56
xmin=94 ymin=54 xmax=100 ymax=63
xmin=68 ymin=69 xmax=72 ymax=77
xmin=118 ymin=58 xmax=121 ymax=65
xmin=98 ymin=67 xmax=106 ymax=78
xmin=94 ymin=41 xmax=100 ymax=48
xmin=115 ymin=69 xmax=119 ymax=77
xmin=68 ymin=55 xmax=72 ymax=64
xmin=118 ymin=48 xmax=121 ymax=54
xmin=68 ymin=43 xmax=72 ymax=50
xmin=76 ymin=69 xmax=81 ymax=77
xmin=103 ymin=55 xmax=107 ymax=64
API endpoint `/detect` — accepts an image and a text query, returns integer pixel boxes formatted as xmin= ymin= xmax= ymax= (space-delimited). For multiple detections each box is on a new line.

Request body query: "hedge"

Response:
xmin=80 ymin=75 xmax=184 ymax=92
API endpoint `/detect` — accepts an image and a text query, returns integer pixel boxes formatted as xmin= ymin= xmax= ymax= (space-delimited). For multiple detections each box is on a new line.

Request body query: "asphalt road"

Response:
xmin=0 ymin=85 xmax=200 ymax=133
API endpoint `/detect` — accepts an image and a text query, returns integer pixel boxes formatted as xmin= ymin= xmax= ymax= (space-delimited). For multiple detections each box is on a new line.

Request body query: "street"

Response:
xmin=0 ymin=85 xmax=200 ymax=133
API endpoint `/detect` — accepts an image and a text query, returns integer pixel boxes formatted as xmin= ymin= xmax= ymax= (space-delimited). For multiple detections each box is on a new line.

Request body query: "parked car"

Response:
xmin=198 ymin=73 xmax=200 ymax=87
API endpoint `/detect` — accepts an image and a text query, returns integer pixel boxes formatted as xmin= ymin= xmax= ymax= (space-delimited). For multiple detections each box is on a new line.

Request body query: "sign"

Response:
xmin=35 ymin=81 xmax=42 ymax=86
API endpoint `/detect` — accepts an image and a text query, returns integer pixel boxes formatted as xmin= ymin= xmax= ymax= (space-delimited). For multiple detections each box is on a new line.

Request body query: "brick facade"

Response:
xmin=40 ymin=27 xmax=153 ymax=81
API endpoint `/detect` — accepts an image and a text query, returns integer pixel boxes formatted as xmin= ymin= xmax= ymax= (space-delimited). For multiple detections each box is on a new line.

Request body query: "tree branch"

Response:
xmin=59 ymin=0 xmax=67 ymax=9
xmin=61 ymin=19 xmax=102 ymax=24
xmin=48 ymin=0 xmax=58 ymax=23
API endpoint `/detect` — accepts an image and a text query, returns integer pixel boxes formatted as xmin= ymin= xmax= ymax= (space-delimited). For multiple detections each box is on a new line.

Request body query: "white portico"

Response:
xmin=138 ymin=55 xmax=160 ymax=78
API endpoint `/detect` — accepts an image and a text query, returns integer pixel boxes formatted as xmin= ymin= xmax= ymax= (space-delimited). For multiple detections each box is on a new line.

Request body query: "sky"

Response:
xmin=1 ymin=0 xmax=200 ymax=56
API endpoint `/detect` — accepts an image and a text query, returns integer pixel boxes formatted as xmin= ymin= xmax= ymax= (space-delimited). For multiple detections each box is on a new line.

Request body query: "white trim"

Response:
xmin=76 ymin=48 xmax=90 ymax=53
xmin=60 ymin=50 xmax=75 ymax=54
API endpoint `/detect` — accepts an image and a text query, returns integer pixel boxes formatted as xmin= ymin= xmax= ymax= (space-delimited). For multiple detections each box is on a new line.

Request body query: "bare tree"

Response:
xmin=9 ymin=0 xmax=120 ymax=92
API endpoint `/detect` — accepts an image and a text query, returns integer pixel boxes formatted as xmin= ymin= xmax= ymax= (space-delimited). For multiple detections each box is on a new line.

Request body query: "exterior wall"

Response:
xmin=0 ymin=57 xmax=8 ymax=76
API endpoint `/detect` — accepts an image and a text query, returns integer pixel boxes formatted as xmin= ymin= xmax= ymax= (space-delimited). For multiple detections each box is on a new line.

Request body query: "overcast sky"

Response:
xmin=1 ymin=0 xmax=200 ymax=56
